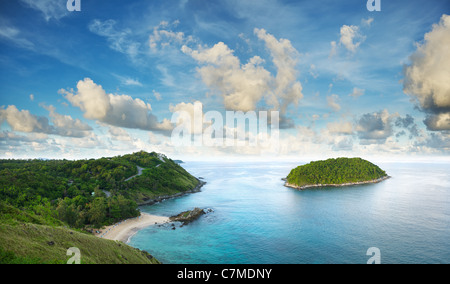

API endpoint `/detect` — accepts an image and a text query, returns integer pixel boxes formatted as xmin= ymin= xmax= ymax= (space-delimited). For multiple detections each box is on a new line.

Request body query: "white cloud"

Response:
xmin=327 ymin=94 xmax=341 ymax=112
xmin=254 ymin=28 xmax=303 ymax=113
xmin=169 ymin=101 xmax=205 ymax=135
xmin=362 ymin=17 xmax=374 ymax=27
xmin=108 ymin=126 xmax=133 ymax=142
xmin=0 ymin=105 xmax=92 ymax=138
xmin=44 ymin=105 xmax=93 ymax=138
xmin=19 ymin=0 xmax=69 ymax=21
xmin=329 ymin=41 xmax=337 ymax=58
xmin=89 ymin=19 xmax=141 ymax=61
xmin=182 ymin=29 xmax=303 ymax=114
xmin=149 ymin=21 xmax=194 ymax=52
xmin=153 ymin=90 xmax=162 ymax=101
xmin=0 ymin=23 xmax=34 ymax=49
xmin=60 ymin=78 xmax=173 ymax=133
xmin=414 ymin=131 xmax=450 ymax=152
xmin=0 ymin=105 xmax=52 ymax=133
xmin=309 ymin=64 xmax=319 ymax=79
xmin=182 ymin=42 xmax=271 ymax=112
xmin=403 ymin=14 xmax=450 ymax=131
xmin=327 ymin=121 xmax=353 ymax=135
xmin=113 ymin=74 xmax=143 ymax=87
xmin=339 ymin=25 xmax=365 ymax=53
xmin=349 ymin=87 xmax=365 ymax=98
xmin=56 ymin=133 xmax=103 ymax=150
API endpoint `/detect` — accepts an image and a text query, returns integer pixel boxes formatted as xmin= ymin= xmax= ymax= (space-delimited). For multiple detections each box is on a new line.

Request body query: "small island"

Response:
xmin=284 ymin=157 xmax=390 ymax=190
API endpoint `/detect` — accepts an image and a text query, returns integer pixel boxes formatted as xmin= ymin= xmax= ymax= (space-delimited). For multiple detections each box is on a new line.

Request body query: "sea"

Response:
xmin=129 ymin=160 xmax=450 ymax=264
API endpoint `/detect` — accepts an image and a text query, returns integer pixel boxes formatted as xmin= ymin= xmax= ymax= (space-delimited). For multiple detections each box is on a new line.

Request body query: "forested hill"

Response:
xmin=0 ymin=151 xmax=200 ymax=229
xmin=286 ymin=158 xmax=388 ymax=189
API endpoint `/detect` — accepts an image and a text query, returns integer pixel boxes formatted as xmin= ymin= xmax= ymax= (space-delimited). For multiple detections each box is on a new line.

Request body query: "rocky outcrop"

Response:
xmin=170 ymin=208 xmax=205 ymax=225
xmin=169 ymin=207 xmax=214 ymax=225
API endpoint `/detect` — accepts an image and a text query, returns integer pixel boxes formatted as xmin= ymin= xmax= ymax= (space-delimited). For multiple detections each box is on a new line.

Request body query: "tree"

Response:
xmin=88 ymin=197 xmax=107 ymax=228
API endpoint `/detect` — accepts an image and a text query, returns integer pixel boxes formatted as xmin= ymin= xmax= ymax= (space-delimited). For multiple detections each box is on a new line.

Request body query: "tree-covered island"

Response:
xmin=285 ymin=157 xmax=389 ymax=190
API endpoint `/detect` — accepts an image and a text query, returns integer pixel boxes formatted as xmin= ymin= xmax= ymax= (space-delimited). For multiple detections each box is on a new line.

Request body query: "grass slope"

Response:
xmin=0 ymin=202 xmax=159 ymax=264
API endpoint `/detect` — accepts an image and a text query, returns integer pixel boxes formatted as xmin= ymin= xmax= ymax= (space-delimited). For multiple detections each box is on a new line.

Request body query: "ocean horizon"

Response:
xmin=129 ymin=160 xmax=450 ymax=264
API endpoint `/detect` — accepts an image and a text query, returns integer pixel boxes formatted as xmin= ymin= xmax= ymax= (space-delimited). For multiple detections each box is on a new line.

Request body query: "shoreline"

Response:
xmin=283 ymin=175 xmax=391 ymax=190
xmin=95 ymin=212 xmax=170 ymax=243
xmin=95 ymin=179 xmax=206 ymax=244
xmin=137 ymin=179 xmax=207 ymax=206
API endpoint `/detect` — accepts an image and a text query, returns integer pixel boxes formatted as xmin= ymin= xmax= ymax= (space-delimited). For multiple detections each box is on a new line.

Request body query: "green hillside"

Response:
xmin=286 ymin=157 xmax=388 ymax=188
xmin=0 ymin=151 xmax=200 ymax=228
xmin=0 ymin=202 xmax=159 ymax=264
xmin=0 ymin=151 xmax=201 ymax=264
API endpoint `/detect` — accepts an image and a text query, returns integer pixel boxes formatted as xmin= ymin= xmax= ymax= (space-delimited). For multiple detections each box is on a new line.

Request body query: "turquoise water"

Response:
xmin=129 ymin=161 xmax=450 ymax=264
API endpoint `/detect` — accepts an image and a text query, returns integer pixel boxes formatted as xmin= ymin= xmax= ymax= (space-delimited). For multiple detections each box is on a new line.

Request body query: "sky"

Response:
xmin=0 ymin=0 xmax=449 ymax=161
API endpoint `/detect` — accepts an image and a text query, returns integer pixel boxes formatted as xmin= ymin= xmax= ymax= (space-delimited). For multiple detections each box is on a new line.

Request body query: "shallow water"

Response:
xmin=129 ymin=161 xmax=450 ymax=264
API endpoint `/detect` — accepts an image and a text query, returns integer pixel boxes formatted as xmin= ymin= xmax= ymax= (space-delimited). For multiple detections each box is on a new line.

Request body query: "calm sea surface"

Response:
xmin=129 ymin=161 xmax=450 ymax=264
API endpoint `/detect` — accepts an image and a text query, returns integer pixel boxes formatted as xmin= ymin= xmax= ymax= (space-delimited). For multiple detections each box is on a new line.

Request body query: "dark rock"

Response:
xmin=141 ymin=250 xmax=155 ymax=261
xmin=203 ymin=208 xmax=214 ymax=214
xmin=169 ymin=207 xmax=206 ymax=225
xmin=47 ymin=241 xmax=55 ymax=246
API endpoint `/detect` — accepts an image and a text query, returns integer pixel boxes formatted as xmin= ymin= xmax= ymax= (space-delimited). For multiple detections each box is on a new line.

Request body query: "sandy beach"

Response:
xmin=95 ymin=213 xmax=170 ymax=243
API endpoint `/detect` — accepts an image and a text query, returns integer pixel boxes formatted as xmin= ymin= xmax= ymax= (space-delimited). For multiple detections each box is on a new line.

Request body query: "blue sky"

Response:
xmin=0 ymin=0 xmax=449 ymax=160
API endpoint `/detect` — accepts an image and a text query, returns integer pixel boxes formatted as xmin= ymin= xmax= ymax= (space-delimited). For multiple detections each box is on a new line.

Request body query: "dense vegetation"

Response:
xmin=286 ymin=158 xmax=388 ymax=187
xmin=0 ymin=151 xmax=200 ymax=264
xmin=0 ymin=151 xmax=199 ymax=229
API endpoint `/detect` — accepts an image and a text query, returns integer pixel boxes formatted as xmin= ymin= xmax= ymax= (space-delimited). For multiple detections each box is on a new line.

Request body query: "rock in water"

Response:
xmin=170 ymin=208 xmax=206 ymax=225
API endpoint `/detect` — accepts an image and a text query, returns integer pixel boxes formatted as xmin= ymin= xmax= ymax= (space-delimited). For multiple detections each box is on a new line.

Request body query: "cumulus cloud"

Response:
xmin=182 ymin=28 xmax=303 ymax=114
xmin=254 ymin=28 xmax=304 ymax=113
xmin=0 ymin=105 xmax=92 ymax=138
xmin=182 ymin=42 xmax=271 ymax=112
xmin=0 ymin=105 xmax=53 ymax=134
xmin=44 ymin=105 xmax=93 ymax=138
xmin=356 ymin=109 xmax=398 ymax=144
xmin=424 ymin=113 xmax=450 ymax=131
xmin=403 ymin=14 xmax=450 ymax=131
xmin=60 ymin=78 xmax=172 ymax=134
xmin=339 ymin=25 xmax=365 ymax=53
